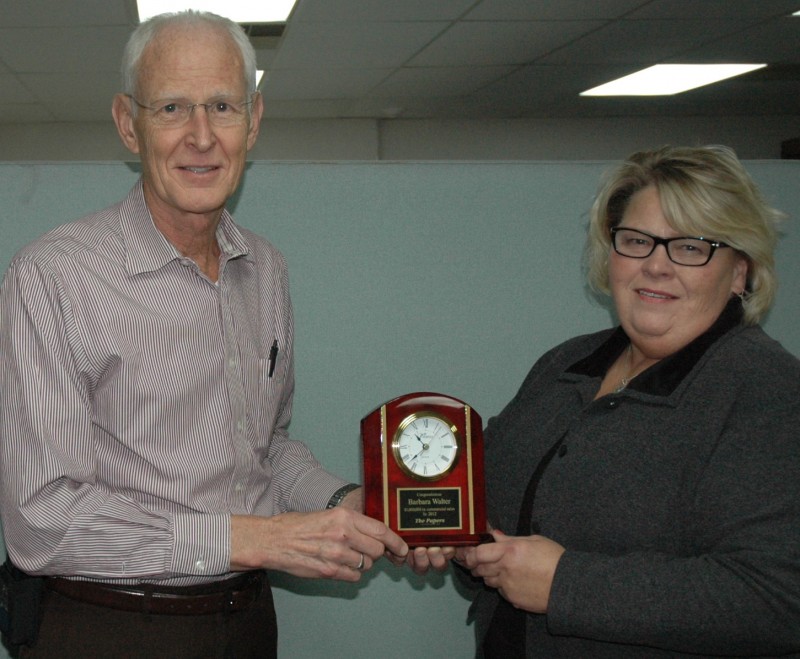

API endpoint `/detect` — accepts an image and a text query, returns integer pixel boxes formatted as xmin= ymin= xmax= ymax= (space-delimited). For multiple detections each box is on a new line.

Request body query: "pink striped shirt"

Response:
xmin=0 ymin=181 xmax=348 ymax=585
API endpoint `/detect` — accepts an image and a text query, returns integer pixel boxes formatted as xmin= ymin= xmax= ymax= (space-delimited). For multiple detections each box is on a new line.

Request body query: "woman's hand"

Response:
xmin=458 ymin=530 xmax=565 ymax=613
xmin=405 ymin=546 xmax=456 ymax=574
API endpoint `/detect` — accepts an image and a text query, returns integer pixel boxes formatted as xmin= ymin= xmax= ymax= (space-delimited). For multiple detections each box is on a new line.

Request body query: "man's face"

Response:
xmin=114 ymin=24 xmax=262 ymax=226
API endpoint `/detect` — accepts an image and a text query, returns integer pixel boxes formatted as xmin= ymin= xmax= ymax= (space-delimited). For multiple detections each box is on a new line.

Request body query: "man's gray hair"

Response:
xmin=120 ymin=10 xmax=258 ymax=96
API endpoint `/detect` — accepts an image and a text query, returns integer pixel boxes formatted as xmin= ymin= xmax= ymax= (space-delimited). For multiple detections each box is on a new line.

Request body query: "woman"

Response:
xmin=457 ymin=146 xmax=800 ymax=657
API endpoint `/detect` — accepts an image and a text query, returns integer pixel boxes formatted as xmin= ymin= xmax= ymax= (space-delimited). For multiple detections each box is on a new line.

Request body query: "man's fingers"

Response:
xmin=350 ymin=510 xmax=408 ymax=558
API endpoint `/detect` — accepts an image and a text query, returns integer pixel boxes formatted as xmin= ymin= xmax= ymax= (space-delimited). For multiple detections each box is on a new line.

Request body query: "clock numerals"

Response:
xmin=393 ymin=413 xmax=459 ymax=480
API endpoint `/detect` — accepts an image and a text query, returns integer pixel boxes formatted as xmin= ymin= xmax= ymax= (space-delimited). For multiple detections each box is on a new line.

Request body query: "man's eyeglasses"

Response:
xmin=610 ymin=227 xmax=731 ymax=267
xmin=128 ymin=95 xmax=255 ymax=127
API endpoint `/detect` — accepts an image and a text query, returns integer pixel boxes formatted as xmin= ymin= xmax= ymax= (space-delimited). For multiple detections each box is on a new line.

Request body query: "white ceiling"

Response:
xmin=1 ymin=0 xmax=799 ymax=125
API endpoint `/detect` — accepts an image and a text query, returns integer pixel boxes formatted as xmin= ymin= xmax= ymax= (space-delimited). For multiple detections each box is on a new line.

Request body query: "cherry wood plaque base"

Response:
xmin=361 ymin=392 xmax=490 ymax=547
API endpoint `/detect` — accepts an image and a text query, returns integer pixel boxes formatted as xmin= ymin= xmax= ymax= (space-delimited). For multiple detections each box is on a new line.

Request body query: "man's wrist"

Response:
xmin=325 ymin=483 xmax=360 ymax=509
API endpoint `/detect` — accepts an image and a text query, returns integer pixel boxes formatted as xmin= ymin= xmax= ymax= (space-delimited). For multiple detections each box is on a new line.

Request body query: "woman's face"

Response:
xmin=609 ymin=185 xmax=748 ymax=359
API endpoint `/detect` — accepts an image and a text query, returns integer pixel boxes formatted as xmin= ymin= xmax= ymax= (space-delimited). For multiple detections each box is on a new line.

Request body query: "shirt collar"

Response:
xmin=118 ymin=179 xmax=250 ymax=276
xmin=565 ymin=298 xmax=744 ymax=397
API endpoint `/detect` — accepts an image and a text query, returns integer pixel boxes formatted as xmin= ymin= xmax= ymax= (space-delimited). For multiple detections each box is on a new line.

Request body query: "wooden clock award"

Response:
xmin=361 ymin=392 xmax=490 ymax=547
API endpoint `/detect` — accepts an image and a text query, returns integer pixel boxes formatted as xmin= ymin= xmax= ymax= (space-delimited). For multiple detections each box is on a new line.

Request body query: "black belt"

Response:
xmin=46 ymin=571 xmax=263 ymax=616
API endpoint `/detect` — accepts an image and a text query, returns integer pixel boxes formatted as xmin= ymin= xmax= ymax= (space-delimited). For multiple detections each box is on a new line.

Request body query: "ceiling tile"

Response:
xmin=626 ymin=0 xmax=800 ymax=20
xmin=0 ymin=27 xmax=129 ymax=73
xmin=262 ymin=68 xmax=391 ymax=100
xmin=0 ymin=74 xmax=39 ymax=102
xmin=0 ymin=0 xmax=797 ymax=125
xmin=408 ymin=21 xmax=604 ymax=67
xmin=273 ymin=21 xmax=449 ymax=69
xmin=676 ymin=16 xmax=800 ymax=63
xmin=293 ymin=0 xmax=477 ymax=22
xmin=370 ymin=65 xmax=516 ymax=97
xmin=537 ymin=19 xmax=753 ymax=65
xmin=0 ymin=0 xmax=132 ymax=27
xmin=465 ymin=0 xmax=650 ymax=20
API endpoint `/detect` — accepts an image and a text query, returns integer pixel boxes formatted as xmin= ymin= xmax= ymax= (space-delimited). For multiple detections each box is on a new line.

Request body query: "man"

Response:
xmin=0 ymin=11 xmax=406 ymax=657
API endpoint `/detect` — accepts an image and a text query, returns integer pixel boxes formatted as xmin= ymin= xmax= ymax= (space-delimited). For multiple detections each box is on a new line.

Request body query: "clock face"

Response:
xmin=392 ymin=414 xmax=459 ymax=480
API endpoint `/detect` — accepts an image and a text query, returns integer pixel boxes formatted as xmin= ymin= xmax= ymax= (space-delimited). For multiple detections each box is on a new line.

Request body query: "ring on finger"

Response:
xmin=356 ymin=552 xmax=365 ymax=570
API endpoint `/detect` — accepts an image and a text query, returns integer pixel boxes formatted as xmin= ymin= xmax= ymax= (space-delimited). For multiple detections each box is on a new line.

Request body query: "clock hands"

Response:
xmin=408 ymin=434 xmax=435 ymax=463
xmin=396 ymin=417 xmax=458 ymax=477
xmin=410 ymin=442 xmax=428 ymax=462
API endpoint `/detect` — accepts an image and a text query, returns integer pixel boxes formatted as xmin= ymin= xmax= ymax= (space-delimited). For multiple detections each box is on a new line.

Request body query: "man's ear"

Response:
xmin=112 ymin=94 xmax=141 ymax=155
xmin=246 ymin=92 xmax=264 ymax=151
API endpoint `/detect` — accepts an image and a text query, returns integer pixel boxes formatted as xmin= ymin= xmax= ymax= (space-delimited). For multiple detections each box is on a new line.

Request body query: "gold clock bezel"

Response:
xmin=391 ymin=412 xmax=460 ymax=482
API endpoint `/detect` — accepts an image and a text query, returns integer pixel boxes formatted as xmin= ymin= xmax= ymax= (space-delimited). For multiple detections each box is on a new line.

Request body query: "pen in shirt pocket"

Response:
xmin=268 ymin=339 xmax=279 ymax=377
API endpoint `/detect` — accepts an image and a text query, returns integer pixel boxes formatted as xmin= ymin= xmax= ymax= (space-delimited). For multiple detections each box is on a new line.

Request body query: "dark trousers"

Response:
xmin=20 ymin=573 xmax=277 ymax=658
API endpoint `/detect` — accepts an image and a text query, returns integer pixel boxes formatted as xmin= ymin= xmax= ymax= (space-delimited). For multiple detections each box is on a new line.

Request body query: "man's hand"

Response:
xmin=457 ymin=530 xmax=564 ymax=613
xmin=230 ymin=506 xmax=408 ymax=582
xmin=335 ymin=486 xmax=456 ymax=573
xmin=338 ymin=486 xmax=364 ymax=512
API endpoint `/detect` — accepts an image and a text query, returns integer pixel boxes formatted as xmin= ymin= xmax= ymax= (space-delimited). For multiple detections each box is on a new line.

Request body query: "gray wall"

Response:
xmin=0 ymin=114 xmax=795 ymax=161
xmin=1 ymin=160 xmax=798 ymax=658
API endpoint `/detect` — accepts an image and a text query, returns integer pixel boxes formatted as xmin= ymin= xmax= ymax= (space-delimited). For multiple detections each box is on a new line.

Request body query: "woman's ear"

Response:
xmin=731 ymin=254 xmax=749 ymax=296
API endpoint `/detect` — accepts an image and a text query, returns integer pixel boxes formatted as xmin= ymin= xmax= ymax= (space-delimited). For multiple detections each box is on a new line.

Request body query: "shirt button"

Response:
xmin=195 ymin=559 xmax=206 ymax=572
xmin=235 ymin=482 xmax=245 ymax=492
xmin=607 ymin=400 xmax=619 ymax=409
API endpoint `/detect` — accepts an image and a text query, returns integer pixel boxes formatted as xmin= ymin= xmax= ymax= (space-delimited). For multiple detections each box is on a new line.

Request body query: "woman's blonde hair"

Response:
xmin=585 ymin=145 xmax=785 ymax=324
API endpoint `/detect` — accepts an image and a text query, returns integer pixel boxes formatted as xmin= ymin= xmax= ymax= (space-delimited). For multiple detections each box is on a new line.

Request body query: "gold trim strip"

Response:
xmin=465 ymin=405 xmax=475 ymax=534
xmin=380 ymin=405 xmax=390 ymax=526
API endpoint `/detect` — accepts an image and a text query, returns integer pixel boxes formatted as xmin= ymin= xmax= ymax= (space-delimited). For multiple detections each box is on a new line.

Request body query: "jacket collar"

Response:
xmin=566 ymin=298 xmax=744 ymax=397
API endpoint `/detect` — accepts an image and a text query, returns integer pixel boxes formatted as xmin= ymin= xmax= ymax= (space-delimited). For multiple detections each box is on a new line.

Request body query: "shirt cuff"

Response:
xmin=289 ymin=469 xmax=352 ymax=512
xmin=171 ymin=511 xmax=231 ymax=577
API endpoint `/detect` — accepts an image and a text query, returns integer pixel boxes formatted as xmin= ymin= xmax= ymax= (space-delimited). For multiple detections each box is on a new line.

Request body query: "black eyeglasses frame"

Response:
xmin=610 ymin=227 xmax=731 ymax=267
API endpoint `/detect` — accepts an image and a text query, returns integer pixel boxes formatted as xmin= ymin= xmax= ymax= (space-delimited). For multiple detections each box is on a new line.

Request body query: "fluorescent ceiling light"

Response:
xmin=581 ymin=64 xmax=766 ymax=96
xmin=137 ymin=1 xmax=297 ymax=23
